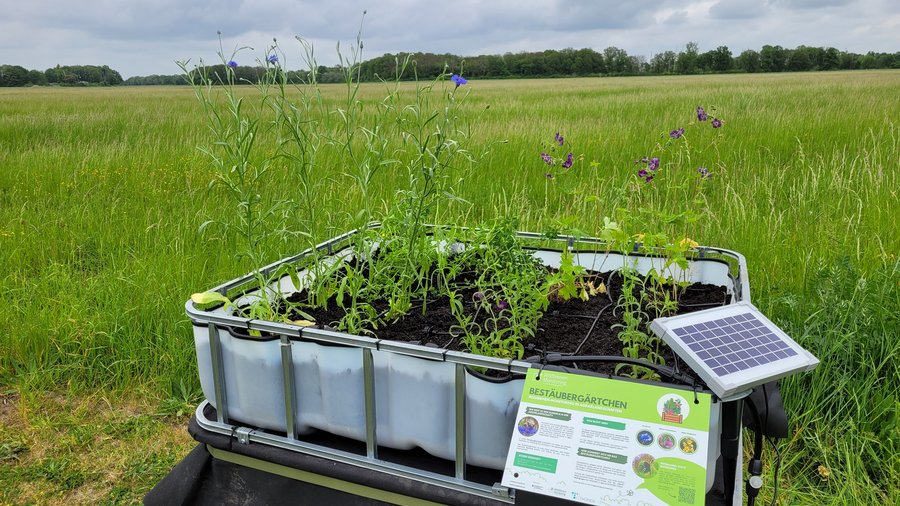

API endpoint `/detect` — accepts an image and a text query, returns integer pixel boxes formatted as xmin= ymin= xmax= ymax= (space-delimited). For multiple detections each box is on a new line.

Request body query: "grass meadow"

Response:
xmin=0 ymin=70 xmax=898 ymax=504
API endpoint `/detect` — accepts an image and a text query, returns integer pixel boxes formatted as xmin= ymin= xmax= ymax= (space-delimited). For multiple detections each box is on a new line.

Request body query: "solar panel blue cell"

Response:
xmin=684 ymin=325 xmax=698 ymax=333
xmin=680 ymin=334 xmax=695 ymax=343
xmin=774 ymin=350 xmax=789 ymax=359
xmin=748 ymin=338 xmax=761 ymax=347
xmin=697 ymin=350 xmax=711 ymax=360
xmin=749 ymin=328 xmax=762 ymax=337
xmin=713 ymin=366 xmax=727 ymax=375
xmin=765 ymin=343 xmax=779 ymax=352
xmin=724 ymin=316 xmax=737 ymax=325
xmin=710 ymin=338 xmax=724 ymax=346
xmin=744 ymin=357 xmax=759 ymax=366
xmin=702 ymin=330 xmax=716 ymax=339
xmin=727 ymin=343 xmax=742 ymax=352
xmin=712 ymin=328 xmax=726 ymax=336
xmin=735 ymin=361 xmax=750 ymax=371
xmin=706 ymin=357 xmax=719 ymax=367
xmin=764 ymin=353 xmax=778 ymax=362
xmin=720 ymin=334 xmax=734 ymax=344
xmin=674 ymin=327 xmax=689 ymax=336
xmin=776 ymin=341 xmax=790 ymax=350
xmin=739 ymin=330 xmax=753 ymax=339
xmin=737 ymin=350 xmax=750 ymax=359
xmin=785 ymin=349 xmax=798 ymax=357
xmin=755 ymin=354 xmax=770 ymax=364
xmin=689 ymin=343 xmax=704 ymax=352
xmin=723 ymin=364 xmax=739 ymax=374
xmin=724 ymin=353 xmax=740 ymax=363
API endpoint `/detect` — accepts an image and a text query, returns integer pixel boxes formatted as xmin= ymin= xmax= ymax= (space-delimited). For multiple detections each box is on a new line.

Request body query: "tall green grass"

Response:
xmin=1 ymin=71 xmax=898 ymax=503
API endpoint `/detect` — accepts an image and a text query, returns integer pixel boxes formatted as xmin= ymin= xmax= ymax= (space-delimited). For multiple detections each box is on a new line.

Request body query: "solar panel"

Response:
xmin=650 ymin=301 xmax=819 ymax=399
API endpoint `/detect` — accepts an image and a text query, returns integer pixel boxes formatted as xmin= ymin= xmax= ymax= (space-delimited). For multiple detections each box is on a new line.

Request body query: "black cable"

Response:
xmin=767 ymin=436 xmax=781 ymax=506
xmin=744 ymin=392 xmax=764 ymax=506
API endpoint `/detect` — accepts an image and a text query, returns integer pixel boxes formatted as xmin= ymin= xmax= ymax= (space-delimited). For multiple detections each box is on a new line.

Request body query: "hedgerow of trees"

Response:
xmin=0 ymin=64 xmax=123 ymax=87
xmin=1 ymin=44 xmax=896 ymax=87
xmin=133 ymin=43 xmax=896 ymax=85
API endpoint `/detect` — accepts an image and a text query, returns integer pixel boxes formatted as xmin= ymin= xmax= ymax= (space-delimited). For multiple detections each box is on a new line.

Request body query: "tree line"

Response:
xmin=0 ymin=64 xmax=123 ymax=87
xmin=2 ymin=43 xmax=896 ymax=87
xmin=126 ymin=43 xmax=898 ymax=86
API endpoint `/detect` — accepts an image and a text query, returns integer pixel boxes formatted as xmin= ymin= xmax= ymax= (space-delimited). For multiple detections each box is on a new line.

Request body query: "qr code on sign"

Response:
xmin=678 ymin=486 xmax=695 ymax=504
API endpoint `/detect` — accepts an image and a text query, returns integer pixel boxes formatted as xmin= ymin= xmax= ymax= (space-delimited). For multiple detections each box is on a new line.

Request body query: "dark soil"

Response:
xmin=279 ymin=265 xmax=728 ymax=378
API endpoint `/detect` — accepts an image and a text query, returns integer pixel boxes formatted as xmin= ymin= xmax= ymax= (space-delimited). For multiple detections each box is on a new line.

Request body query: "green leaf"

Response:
xmin=191 ymin=291 xmax=231 ymax=306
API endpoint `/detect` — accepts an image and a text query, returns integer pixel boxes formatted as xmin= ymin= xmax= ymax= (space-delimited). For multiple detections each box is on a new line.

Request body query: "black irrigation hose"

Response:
xmin=572 ymin=303 xmax=614 ymax=356
xmin=542 ymin=354 xmax=697 ymax=386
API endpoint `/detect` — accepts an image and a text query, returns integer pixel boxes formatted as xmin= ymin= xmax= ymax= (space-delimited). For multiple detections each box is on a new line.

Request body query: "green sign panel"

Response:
xmin=501 ymin=369 xmax=713 ymax=505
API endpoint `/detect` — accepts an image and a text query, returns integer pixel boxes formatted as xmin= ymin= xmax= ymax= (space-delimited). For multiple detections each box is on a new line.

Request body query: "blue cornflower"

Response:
xmin=647 ymin=157 xmax=660 ymax=171
xmin=562 ymin=152 xmax=573 ymax=169
xmin=711 ymin=118 xmax=722 ymax=129
xmin=226 ymin=60 xmax=238 ymax=68
xmin=267 ymin=54 xmax=278 ymax=64
xmin=540 ymin=152 xmax=553 ymax=165
xmin=451 ymin=74 xmax=467 ymax=87
xmin=670 ymin=127 xmax=685 ymax=139
xmin=697 ymin=106 xmax=707 ymax=122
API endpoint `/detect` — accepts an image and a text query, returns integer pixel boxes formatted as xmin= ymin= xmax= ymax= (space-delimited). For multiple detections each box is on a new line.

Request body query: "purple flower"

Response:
xmin=554 ymin=132 xmax=565 ymax=146
xmin=267 ymin=54 xmax=278 ymax=64
xmin=494 ymin=300 xmax=510 ymax=312
xmin=226 ymin=60 xmax=238 ymax=68
xmin=711 ymin=118 xmax=722 ymax=129
xmin=451 ymin=74 xmax=467 ymax=87
xmin=473 ymin=291 xmax=485 ymax=301
xmin=562 ymin=152 xmax=573 ymax=169
xmin=644 ymin=175 xmax=654 ymax=183
xmin=697 ymin=106 xmax=707 ymax=122
xmin=540 ymin=152 xmax=553 ymax=165
xmin=698 ymin=167 xmax=710 ymax=178
xmin=647 ymin=157 xmax=660 ymax=171
xmin=670 ymin=127 xmax=685 ymax=139
xmin=637 ymin=169 xmax=648 ymax=177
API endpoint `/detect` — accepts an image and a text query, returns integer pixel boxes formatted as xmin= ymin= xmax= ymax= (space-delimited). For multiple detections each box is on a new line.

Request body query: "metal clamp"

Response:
xmin=492 ymin=483 xmax=513 ymax=498
xmin=235 ymin=426 xmax=254 ymax=445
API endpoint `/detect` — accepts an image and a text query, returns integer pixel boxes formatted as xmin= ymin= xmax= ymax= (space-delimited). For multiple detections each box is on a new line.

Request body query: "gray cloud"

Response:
xmin=0 ymin=0 xmax=895 ymax=78
xmin=710 ymin=0 xmax=770 ymax=19
xmin=776 ymin=0 xmax=855 ymax=8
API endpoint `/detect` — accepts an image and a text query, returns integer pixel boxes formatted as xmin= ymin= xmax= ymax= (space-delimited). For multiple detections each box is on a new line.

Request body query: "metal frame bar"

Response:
xmin=195 ymin=401 xmax=513 ymax=503
xmin=454 ymin=363 xmax=467 ymax=480
xmin=363 ymin=348 xmax=378 ymax=459
xmin=208 ymin=323 xmax=228 ymax=424
xmin=280 ymin=336 xmax=297 ymax=440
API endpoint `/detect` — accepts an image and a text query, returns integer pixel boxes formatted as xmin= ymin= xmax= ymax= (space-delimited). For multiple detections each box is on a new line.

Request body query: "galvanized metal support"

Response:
xmin=208 ymin=323 xmax=229 ymax=424
xmin=363 ymin=348 xmax=378 ymax=459
xmin=280 ymin=336 xmax=297 ymax=440
xmin=454 ymin=363 xmax=467 ymax=480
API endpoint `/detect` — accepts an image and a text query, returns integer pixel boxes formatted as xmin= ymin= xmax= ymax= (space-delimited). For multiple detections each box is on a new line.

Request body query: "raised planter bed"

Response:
xmin=186 ymin=226 xmax=750 ymax=493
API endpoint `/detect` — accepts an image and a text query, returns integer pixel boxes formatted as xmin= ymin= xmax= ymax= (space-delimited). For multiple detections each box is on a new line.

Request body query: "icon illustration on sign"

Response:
xmin=657 ymin=394 xmax=690 ymax=424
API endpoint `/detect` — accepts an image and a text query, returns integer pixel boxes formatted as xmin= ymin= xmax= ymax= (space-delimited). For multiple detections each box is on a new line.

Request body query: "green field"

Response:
xmin=1 ymin=71 xmax=898 ymax=504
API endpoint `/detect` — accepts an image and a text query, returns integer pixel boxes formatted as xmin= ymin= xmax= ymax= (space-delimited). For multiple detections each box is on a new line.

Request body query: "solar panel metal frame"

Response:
xmin=650 ymin=301 xmax=819 ymax=400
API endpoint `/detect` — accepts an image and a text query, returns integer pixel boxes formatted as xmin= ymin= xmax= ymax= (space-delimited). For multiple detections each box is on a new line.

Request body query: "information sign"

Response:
xmin=501 ymin=369 xmax=712 ymax=505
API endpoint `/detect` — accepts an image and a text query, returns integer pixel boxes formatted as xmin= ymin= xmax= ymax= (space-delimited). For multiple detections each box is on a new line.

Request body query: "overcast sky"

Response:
xmin=1 ymin=0 xmax=897 ymax=78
